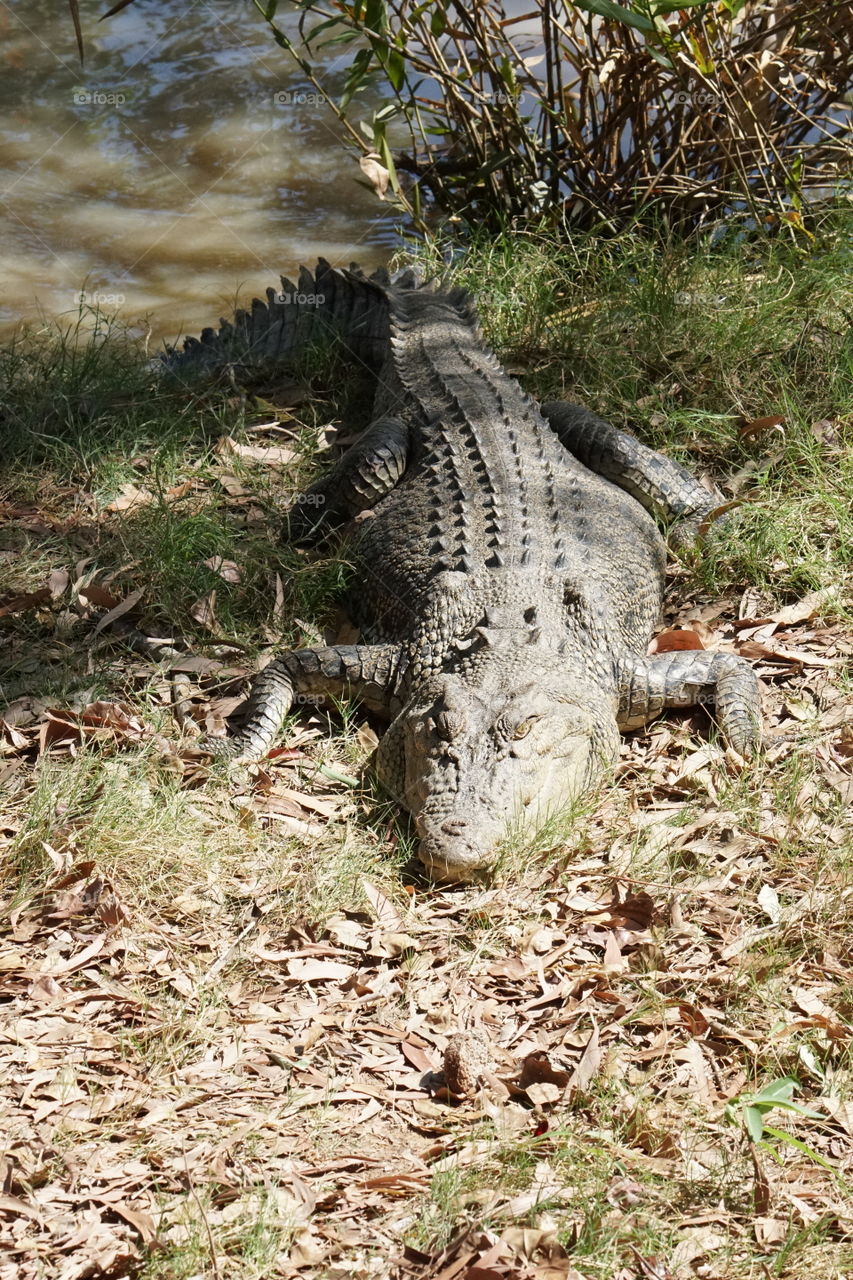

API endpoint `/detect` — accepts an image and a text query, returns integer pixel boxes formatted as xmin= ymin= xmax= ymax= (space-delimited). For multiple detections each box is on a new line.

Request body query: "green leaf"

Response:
xmin=744 ymin=1105 xmax=765 ymax=1143
xmin=374 ymin=102 xmax=400 ymax=122
xmin=498 ymin=56 xmax=518 ymax=92
xmin=364 ymin=0 xmax=387 ymax=32
xmin=771 ymin=1098 xmax=824 ymax=1119
xmin=306 ymin=15 xmax=348 ymax=38
xmin=316 ymin=763 xmax=360 ymax=787
xmin=740 ymin=1077 xmax=823 ymax=1136
xmin=650 ymin=0 xmax=709 ymax=12
xmin=750 ymin=1077 xmax=799 ymax=1106
xmin=430 ymin=7 xmax=446 ymax=36
xmin=762 ymin=1125 xmax=838 ymax=1173
xmin=687 ymin=33 xmax=715 ymax=75
xmin=646 ymin=45 xmax=674 ymax=69
xmin=376 ymin=133 xmax=403 ymax=197
xmin=340 ymin=46 xmax=374 ymax=110
xmin=471 ymin=150 xmax=518 ymax=180
xmin=382 ymin=46 xmax=406 ymax=92
xmin=321 ymin=31 xmax=362 ymax=46
xmin=571 ymin=0 xmax=655 ymax=35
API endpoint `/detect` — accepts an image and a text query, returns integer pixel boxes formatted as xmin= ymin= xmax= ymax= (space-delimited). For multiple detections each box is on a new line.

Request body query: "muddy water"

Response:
xmin=0 ymin=0 xmax=400 ymax=344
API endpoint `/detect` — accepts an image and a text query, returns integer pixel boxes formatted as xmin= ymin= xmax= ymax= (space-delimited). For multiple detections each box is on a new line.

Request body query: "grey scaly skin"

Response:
xmin=168 ymin=260 xmax=761 ymax=883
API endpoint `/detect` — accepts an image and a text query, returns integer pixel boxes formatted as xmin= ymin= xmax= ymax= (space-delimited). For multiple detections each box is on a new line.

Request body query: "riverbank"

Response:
xmin=1 ymin=213 xmax=852 ymax=1279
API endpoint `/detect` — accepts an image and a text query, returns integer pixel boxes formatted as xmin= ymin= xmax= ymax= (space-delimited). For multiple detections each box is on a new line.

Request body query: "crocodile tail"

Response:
xmin=163 ymin=258 xmax=415 ymax=379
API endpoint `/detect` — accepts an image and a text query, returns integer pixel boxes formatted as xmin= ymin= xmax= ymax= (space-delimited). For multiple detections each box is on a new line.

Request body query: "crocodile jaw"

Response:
xmin=415 ymin=781 xmax=585 ymax=884
xmin=387 ymin=661 xmax=620 ymax=883
xmin=409 ymin=752 xmax=591 ymax=885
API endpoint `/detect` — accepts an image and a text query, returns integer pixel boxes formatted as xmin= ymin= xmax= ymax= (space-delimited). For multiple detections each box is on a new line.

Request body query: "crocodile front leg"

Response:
xmin=206 ymin=643 xmax=404 ymax=761
xmin=287 ymin=416 xmax=409 ymax=541
xmin=616 ymin=650 xmax=761 ymax=756
xmin=541 ymin=401 xmax=723 ymax=533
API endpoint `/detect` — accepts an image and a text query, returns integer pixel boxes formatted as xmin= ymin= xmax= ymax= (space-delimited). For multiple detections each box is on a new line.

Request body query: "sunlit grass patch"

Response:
xmin=136 ymin=1187 xmax=295 ymax=1280
xmin=7 ymin=745 xmax=237 ymax=904
xmin=3 ymin=733 xmax=407 ymax=928
xmin=404 ymin=1105 xmax=751 ymax=1277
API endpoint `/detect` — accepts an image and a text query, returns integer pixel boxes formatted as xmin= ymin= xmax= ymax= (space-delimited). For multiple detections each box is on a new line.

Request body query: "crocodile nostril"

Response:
xmin=440 ymin=819 xmax=468 ymax=836
xmin=435 ymin=709 xmax=466 ymax=741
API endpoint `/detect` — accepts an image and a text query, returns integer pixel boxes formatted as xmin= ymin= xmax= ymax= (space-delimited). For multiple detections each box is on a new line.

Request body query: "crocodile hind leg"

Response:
xmin=616 ymin=650 xmax=761 ymax=756
xmin=541 ymin=401 xmax=723 ymax=534
xmin=206 ymin=643 xmax=404 ymax=761
xmin=286 ymin=416 xmax=409 ymax=541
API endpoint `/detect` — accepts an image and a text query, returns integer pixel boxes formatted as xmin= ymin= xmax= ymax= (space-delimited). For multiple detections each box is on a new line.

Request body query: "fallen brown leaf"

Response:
xmin=649 ymin=627 xmax=705 ymax=653
xmin=518 ymin=1050 xmax=570 ymax=1091
xmin=190 ymin=589 xmax=218 ymax=630
xmin=0 ymin=588 xmax=51 ymax=618
xmin=738 ymin=414 xmax=785 ymax=439
xmin=359 ymin=152 xmax=390 ymax=199
xmin=204 ymin=556 xmax=242 ymax=583
xmin=286 ymin=958 xmax=357 ymax=982
xmin=217 ymin=435 xmax=297 ymax=465
xmin=567 ymin=1025 xmax=602 ymax=1096
xmin=361 ymin=878 xmax=404 ymax=931
xmin=105 ymin=482 xmax=154 ymax=512
xmin=88 ymin=586 xmax=145 ymax=638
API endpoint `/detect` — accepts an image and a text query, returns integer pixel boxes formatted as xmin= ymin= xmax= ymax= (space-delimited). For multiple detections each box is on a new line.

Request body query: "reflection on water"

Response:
xmin=0 ymin=0 xmax=399 ymax=342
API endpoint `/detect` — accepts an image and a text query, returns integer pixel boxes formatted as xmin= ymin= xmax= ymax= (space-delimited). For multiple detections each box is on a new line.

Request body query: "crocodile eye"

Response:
xmin=513 ymin=717 xmax=537 ymax=740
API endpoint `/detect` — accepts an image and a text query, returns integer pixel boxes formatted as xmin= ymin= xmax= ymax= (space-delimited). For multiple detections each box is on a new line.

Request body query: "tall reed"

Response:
xmin=254 ymin=0 xmax=852 ymax=233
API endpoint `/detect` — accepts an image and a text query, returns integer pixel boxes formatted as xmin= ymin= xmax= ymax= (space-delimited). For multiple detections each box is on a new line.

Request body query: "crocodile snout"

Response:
xmin=417 ymin=819 xmax=492 ymax=883
xmin=440 ymin=818 xmax=469 ymax=837
xmin=417 ymin=814 xmax=498 ymax=884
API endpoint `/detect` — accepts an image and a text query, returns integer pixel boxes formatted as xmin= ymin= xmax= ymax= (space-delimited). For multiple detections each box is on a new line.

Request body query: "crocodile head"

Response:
xmin=379 ymin=648 xmax=619 ymax=883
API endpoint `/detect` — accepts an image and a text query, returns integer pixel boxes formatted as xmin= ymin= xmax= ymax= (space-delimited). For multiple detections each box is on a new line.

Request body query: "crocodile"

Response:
xmin=169 ymin=259 xmax=761 ymax=882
